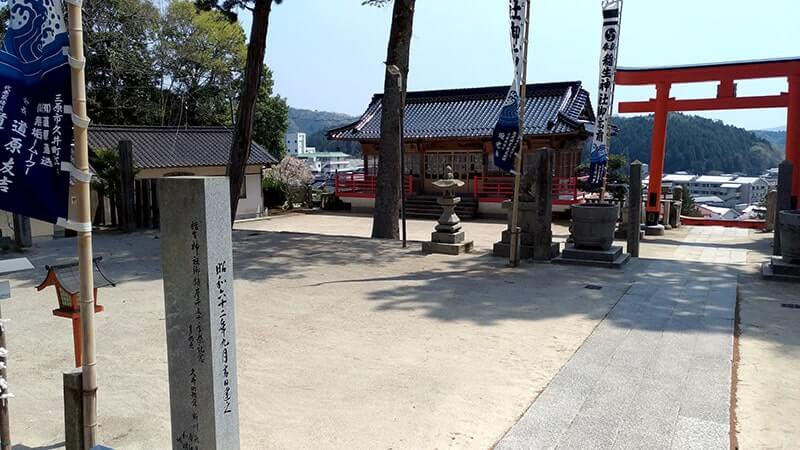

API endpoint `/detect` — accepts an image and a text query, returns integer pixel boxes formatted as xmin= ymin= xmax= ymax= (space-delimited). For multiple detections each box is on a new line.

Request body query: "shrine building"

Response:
xmin=328 ymin=81 xmax=595 ymax=217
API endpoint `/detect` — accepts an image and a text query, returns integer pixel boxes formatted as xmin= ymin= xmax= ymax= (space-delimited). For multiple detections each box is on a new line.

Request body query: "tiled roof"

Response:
xmin=328 ymin=81 xmax=595 ymax=142
xmin=88 ymin=125 xmax=278 ymax=169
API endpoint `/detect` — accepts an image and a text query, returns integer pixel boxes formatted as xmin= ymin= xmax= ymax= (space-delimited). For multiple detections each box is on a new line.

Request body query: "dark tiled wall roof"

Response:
xmin=328 ymin=81 xmax=595 ymax=141
xmin=88 ymin=126 xmax=278 ymax=169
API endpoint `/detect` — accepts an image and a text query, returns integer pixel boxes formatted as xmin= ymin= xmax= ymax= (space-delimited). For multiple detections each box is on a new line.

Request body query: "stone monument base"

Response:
xmin=645 ymin=225 xmax=665 ymax=236
xmin=552 ymin=245 xmax=631 ymax=269
xmin=761 ymin=256 xmax=800 ymax=283
xmin=492 ymin=241 xmax=560 ymax=260
xmin=616 ymin=229 xmax=645 ymax=239
xmin=422 ymin=240 xmax=474 ymax=255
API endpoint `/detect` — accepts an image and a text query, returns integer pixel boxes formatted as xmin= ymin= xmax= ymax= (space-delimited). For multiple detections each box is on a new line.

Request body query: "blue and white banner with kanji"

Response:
xmin=492 ymin=0 xmax=528 ymax=174
xmin=588 ymin=0 xmax=623 ymax=188
xmin=0 ymin=0 xmax=73 ymax=224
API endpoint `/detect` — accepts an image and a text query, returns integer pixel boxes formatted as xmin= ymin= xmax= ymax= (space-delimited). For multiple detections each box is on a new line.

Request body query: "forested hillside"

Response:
xmin=288 ymin=107 xmax=362 ymax=155
xmin=606 ymin=114 xmax=782 ymax=175
xmin=750 ymin=129 xmax=786 ymax=150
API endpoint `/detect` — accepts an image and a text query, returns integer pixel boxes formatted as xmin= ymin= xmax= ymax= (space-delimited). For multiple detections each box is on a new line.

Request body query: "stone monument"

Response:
xmin=773 ymin=160 xmax=793 ymax=255
xmin=762 ymin=209 xmax=800 ymax=282
xmin=160 ymin=177 xmax=240 ymax=449
xmin=553 ymin=202 xmax=631 ymax=268
xmin=422 ymin=166 xmax=473 ymax=255
xmin=492 ymin=149 xmax=559 ymax=260
xmin=627 ymin=161 xmax=643 ymax=258
xmin=765 ymin=189 xmax=777 ymax=232
xmin=670 ymin=185 xmax=683 ymax=228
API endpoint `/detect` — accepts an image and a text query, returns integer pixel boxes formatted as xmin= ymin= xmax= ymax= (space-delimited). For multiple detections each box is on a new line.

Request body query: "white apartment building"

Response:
xmin=285 ymin=132 xmax=316 ymax=155
xmin=286 ymin=132 xmax=355 ymax=175
xmin=646 ymin=173 xmax=770 ymax=207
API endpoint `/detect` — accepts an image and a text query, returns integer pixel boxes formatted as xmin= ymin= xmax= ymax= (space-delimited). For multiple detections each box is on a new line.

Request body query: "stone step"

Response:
xmin=551 ymin=245 xmax=630 ymax=269
xmin=561 ymin=245 xmax=623 ymax=262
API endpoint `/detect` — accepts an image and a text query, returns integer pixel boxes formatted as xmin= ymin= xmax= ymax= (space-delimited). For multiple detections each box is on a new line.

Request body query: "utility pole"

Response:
xmin=509 ymin=0 xmax=532 ymax=267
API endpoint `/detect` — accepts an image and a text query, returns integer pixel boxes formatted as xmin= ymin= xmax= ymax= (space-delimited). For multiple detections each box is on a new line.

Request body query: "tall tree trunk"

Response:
xmin=227 ymin=0 xmax=273 ymax=222
xmin=372 ymin=0 xmax=415 ymax=239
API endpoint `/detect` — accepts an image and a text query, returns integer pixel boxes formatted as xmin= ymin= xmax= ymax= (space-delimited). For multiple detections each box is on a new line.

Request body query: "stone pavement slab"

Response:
xmin=496 ymin=259 xmax=737 ymax=450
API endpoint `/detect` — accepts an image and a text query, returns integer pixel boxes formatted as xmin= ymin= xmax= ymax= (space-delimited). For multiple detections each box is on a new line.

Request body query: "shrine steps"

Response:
xmin=404 ymin=195 xmax=478 ymax=220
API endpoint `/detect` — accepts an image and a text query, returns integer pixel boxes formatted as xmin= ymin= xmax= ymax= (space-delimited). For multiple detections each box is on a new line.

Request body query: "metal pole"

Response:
xmin=399 ymin=74 xmax=407 ymax=248
xmin=387 ymin=65 xmax=408 ymax=248
xmin=509 ymin=0 xmax=532 ymax=268
xmin=0 ymin=303 xmax=9 ymax=450
xmin=66 ymin=1 xmax=98 ymax=446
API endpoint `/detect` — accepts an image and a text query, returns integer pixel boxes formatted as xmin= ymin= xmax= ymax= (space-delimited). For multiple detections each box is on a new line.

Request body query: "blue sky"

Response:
xmin=245 ymin=0 xmax=799 ymax=130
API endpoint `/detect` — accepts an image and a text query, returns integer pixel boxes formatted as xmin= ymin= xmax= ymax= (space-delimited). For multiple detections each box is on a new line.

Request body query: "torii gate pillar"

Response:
xmin=787 ymin=74 xmax=800 ymax=208
xmin=645 ymin=83 xmax=671 ymax=225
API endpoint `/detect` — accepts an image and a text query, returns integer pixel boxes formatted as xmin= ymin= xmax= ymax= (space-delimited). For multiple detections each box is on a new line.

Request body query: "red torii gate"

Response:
xmin=616 ymin=57 xmax=800 ymax=225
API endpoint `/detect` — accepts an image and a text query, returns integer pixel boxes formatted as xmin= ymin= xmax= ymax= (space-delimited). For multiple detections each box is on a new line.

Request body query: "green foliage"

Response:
xmin=78 ymin=0 xmax=289 ymax=147
xmin=261 ymin=177 xmax=287 ymax=208
xmin=83 ymin=0 xmax=161 ymax=124
xmin=751 ymin=129 xmax=786 ymax=150
xmin=195 ymin=0 xmax=284 ymax=23
xmin=89 ymin=148 xmax=123 ymax=198
xmin=575 ymin=153 xmax=628 ymax=199
xmin=159 ymin=1 xmax=247 ymax=126
xmin=597 ymin=113 xmax=783 ymax=176
xmin=254 ymin=66 xmax=289 ymax=159
xmin=681 ymin=188 xmax=702 ymax=217
xmin=264 ymin=156 xmax=313 ymax=209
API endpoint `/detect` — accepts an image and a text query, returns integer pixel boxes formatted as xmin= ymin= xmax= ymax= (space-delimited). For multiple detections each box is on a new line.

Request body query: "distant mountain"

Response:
xmin=605 ymin=113 xmax=783 ymax=175
xmin=287 ymin=107 xmax=361 ymax=155
xmin=750 ymin=128 xmax=786 ymax=150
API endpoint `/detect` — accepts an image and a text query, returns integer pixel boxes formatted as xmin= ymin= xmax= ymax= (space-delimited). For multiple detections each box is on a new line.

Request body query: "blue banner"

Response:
xmin=492 ymin=0 xmax=528 ymax=174
xmin=0 ymin=0 xmax=73 ymax=224
xmin=588 ymin=141 xmax=608 ymax=186
xmin=492 ymin=90 xmax=521 ymax=173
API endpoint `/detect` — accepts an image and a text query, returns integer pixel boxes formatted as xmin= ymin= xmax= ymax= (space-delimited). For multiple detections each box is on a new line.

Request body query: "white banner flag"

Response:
xmin=493 ymin=0 xmax=530 ymax=173
xmin=588 ymin=0 xmax=623 ymax=187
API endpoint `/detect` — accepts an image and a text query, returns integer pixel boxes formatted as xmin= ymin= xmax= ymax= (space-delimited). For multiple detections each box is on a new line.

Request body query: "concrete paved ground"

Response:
xmin=497 ymin=258 xmax=737 ymax=450
xmin=5 ymin=226 xmax=629 ymax=449
xmin=238 ymin=211 xmax=572 ymax=251
xmin=734 ymin=237 xmax=800 ymax=449
xmin=2 ymin=212 xmax=797 ymax=449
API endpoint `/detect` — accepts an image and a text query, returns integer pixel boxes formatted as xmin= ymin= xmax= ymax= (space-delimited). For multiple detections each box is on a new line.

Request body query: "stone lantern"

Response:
xmin=422 ymin=166 xmax=473 ymax=255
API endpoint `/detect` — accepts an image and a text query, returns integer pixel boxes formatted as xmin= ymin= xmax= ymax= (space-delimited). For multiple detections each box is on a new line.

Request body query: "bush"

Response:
xmin=262 ymin=177 xmax=287 ymax=208
xmin=262 ymin=156 xmax=313 ymax=209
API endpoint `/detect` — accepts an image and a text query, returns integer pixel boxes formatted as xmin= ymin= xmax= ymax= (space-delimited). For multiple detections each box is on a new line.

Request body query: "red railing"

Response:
xmin=473 ymin=176 xmax=581 ymax=205
xmin=472 ymin=176 xmax=514 ymax=202
xmin=335 ymin=173 xmax=413 ymax=198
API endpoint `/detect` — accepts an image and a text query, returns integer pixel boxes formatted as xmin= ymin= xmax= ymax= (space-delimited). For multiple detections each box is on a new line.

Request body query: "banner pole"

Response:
xmin=66 ymin=0 xmax=98 ymax=446
xmin=509 ymin=0 xmax=531 ymax=268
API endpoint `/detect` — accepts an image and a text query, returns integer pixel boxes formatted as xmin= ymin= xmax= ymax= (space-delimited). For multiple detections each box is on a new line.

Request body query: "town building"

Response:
xmin=286 ymin=131 xmax=354 ymax=175
xmin=295 ymin=151 xmax=354 ymax=175
xmin=91 ymin=126 xmax=277 ymax=219
xmin=285 ymin=132 xmax=315 ymax=155
xmin=328 ymin=81 xmax=595 ymax=217
xmin=647 ymin=173 xmax=770 ymax=207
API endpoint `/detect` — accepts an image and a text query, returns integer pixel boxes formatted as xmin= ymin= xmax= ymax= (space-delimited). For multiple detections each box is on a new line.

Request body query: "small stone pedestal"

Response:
xmin=553 ymin=245 xmax=631 ymax=269
xmin=761 ymin=257 xmax=800 ymax=282
xmin=763 ymin=209 xmax=800 ymax=282
xmin=645 ymin=224 xmax=665 ymax=236
xmin=422 ymin=167 xmax=473 ymax=255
